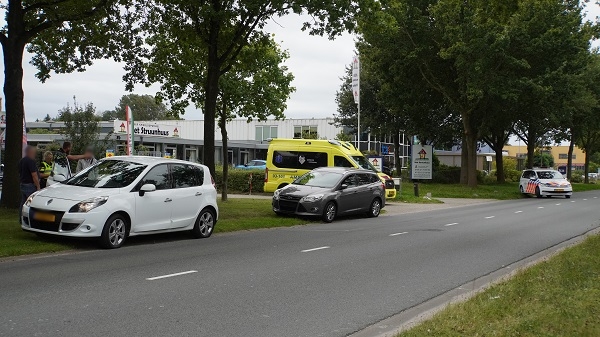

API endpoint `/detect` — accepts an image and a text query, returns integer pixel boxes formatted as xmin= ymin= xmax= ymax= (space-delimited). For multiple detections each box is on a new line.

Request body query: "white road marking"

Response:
xmin=301 ymin=246 xmax=330 ymax=253
xmin=583 ymin=199 xmax=588 ymax=201
xmin=389 ymin=232 xmax=409 ymax=236
xmin=514 ymin=211 xmax=523 ymax=214
xmin=594 ymin=197 xmax=598 ymax=199
xmin=555 ymin=203 xmax=561 ymax=206
xmin=146 ymin=270 xmax=198 ymax=281
xmin=485 ymin=216 xmax=495 ymax=219
xmin=444 ymin=223 xmax=459 ymax=227
xmin=538 ymin=206 xmax=544 ymax=209
xmin=571 ymin=201 xmax=576 ymax=203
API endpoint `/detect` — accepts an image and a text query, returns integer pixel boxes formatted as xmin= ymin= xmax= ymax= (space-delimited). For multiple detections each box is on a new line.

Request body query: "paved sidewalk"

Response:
xmin=227 ymin=193 xmax=499 ymax=215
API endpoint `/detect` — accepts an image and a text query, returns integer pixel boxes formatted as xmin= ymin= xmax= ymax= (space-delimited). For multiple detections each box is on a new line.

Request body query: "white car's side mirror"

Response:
xmin=139 ymin=183 xmax=157 ymax=197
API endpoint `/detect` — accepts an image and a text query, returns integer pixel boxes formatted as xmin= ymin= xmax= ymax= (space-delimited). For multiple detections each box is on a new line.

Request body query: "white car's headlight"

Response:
xmin=302 ymin=194 xmax=324 ymax=203
xmin=24 ymin=191 xmax=40 ymax=207
xmin=69 ymin=197 xmax=108 ymax=213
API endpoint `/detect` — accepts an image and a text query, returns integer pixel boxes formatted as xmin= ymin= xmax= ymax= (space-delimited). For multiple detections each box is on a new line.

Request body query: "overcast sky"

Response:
xmin=0 ymin=14 xmax=355 ymax=122
xmin=1 ymin=5 xmax=599 ymax=123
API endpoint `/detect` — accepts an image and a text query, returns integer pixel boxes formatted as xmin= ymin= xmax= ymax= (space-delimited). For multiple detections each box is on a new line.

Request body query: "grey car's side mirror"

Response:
xmin=139 ymin=183 xmax=157 ymax=197
xmin=340 ymin=184 xmax=349 ymax=190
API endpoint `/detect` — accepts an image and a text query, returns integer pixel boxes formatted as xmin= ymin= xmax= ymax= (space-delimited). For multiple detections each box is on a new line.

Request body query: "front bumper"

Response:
xmin=21 ymin=204 xmax=108 ymax=238
xmin=538 ymin=187 xmax=573 ymax=196
xmin=272 ymin=197 xmax=324 ymax=217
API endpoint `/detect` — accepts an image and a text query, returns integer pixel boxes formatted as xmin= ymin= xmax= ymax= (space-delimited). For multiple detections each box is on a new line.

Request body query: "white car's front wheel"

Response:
xmin=99 ymin=214 xmax=128 ymax=249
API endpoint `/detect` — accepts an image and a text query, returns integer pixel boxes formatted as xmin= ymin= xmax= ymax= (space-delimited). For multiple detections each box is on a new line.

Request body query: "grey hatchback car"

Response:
xmin=272 ymin=167 xmax=385 ymax=222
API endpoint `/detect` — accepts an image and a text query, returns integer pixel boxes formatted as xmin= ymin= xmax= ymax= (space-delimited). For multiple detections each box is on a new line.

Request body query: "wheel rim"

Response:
xmin=372 ymin=200 xmax=381 ymax=216
xmin=108 ymin=219 xmax=125 ymax=246
xmin=326 ymin=204 xmax=336 ymax=221
xmin=199 ymin=211 xmax=214 ymax=236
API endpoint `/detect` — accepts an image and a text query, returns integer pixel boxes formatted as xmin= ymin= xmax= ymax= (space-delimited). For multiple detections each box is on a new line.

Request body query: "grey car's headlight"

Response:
xmin=302 ymin=194 xmax=324 ymax=202
xmin=273 ymin=189 xmax=281 ymax=200
xmin=24 ymin=191 xmax=40 ymax=206
xmin=69 ymin=197 xmax=108 ymax=213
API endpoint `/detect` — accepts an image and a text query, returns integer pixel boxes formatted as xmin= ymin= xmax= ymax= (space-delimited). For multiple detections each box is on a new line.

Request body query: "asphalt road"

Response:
xmin=1 ymin=192 xmax=599 ymax=337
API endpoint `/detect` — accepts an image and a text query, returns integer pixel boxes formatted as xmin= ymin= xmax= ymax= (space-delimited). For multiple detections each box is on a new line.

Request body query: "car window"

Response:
xmin=52 ymin=153 xmax=71 ymax=179
xmin=172 ymin=164 xmax=200 ymax=188
xmin=341 ymin=174 xmax=359 ymax=188
xmin=537 ymin=171 xmax=563 ymax=179
xmin=293 ymin=171 xmax=343 ymax=188
xmin=272 ymin=151 xmax=328 ymax=170
xmin=334 ymin=156 xmax=354 ymax=168
xmin=195 ymin=167 xmax=205 ymax=186
xmin=522 ymin=171 xmax=532 ymax=179
xmin=66 ymin=160 xmax=147 ymax=188
xmin=141 ymin=164 xmax=171 ymax=190
xmin=357 ymin=174 xmax=373 ymax=185
xmin=370 ymin=174 xmax=381 ymax=183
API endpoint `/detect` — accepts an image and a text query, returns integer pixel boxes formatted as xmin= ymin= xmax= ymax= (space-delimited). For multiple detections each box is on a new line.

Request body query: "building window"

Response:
xmin=255 ymin=126 xmax=278 ymax=141
xmin=293 ymin=125 xmax=318 ymax=139
xmin=558 ymin=154 xmax=576 ymax=160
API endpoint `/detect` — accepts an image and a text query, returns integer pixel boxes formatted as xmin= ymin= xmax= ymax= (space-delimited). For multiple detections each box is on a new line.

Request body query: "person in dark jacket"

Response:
xmin=19 ymin=146 xmax=41 ymax=222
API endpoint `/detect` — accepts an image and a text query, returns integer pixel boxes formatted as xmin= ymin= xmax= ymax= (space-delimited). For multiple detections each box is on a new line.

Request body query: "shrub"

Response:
xmin=571 ymin=170 xmax=584 ymax=183
xmin=432 ymin=165 xmax=462 ymax=184
xmin=213 ymin=168 xmax=265 ymax=193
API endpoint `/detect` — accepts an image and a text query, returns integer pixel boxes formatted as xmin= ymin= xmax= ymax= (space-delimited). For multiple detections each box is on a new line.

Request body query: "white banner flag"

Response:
xmin=352 ymin=55 xmax=360 ymax=105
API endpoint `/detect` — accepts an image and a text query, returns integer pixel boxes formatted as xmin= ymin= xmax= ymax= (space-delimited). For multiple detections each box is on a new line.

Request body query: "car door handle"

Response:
xmin=195 ymin=192 xmax=203 ymax=196
xmin=164 ymin=198 xmax=172 ymax=202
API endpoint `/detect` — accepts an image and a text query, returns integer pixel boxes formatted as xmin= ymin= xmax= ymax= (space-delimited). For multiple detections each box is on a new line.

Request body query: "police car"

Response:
xmin=519 ymin=168 xmax=573 ymax=198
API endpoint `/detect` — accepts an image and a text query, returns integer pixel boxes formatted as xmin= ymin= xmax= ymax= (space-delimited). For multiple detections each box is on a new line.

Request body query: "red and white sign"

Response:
xmin=352 ymin=55 xmax=360 ymax=105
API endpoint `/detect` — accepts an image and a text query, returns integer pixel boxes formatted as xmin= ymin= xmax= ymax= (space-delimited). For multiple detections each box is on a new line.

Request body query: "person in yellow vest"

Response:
xmin=38 ymin=151 xmax=53 ymax=189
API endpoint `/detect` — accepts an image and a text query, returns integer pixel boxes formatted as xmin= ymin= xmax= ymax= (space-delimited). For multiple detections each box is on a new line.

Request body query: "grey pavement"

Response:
xmin=1 ymin=192 xmax=599 ymax=337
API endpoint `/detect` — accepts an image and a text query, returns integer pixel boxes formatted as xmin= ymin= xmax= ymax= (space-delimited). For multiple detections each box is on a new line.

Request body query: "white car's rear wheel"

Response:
xmin=192 ymin=208 xmax=215 ymax=238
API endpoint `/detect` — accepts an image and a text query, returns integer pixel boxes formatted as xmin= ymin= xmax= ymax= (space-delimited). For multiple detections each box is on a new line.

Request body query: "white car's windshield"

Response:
xmin=293 ymin=171 xmax=343 ymax=188
xmin=537 ymin=171 xmax=564 ymax=180
xmin=351 ymin=156 xmax=377 ymax=172
xmin=66 ymin=160 xmax=147 ymax=188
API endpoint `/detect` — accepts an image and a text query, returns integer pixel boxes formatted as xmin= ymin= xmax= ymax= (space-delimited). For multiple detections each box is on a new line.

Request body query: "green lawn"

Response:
xmin=398 ymin=234 xmax=600 ymax=337
xmin=397 ymin=181 xmax=600 ymax=200
xmin=0 ymin=199 xmax=308 ymax=258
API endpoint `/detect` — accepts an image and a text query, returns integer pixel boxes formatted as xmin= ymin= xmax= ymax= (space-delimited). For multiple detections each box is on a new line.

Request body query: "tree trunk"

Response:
xmin=584 ymin=147 xmax=590 ymax=184
xmin=526 ymin=129 xmax=535 ymax=169
xmin=495 ymin=147 xmax=504 ymax=183
xmin=462 ymin=115 xmax=478 ymax=187
xmin=220 ymin=111 xmax=228 ymax=202
xmin=393 ymin=131 xmax=400 ymax=176
xmin=1 ymin=35 xmax=27 ymax=209
xmin=567 ymin=132 xmax=575 ymax=180
xmin=203 ymin=20 xmax=221 ymax=178
xmin=460 ymin=134 xmax=468 ymax=185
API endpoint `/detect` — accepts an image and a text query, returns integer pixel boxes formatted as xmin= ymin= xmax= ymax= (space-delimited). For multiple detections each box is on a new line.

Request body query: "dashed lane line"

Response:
xmin=444 ymin=223 xmax=459 ymax=227
xmin=301 ymin=246 xmax=330 ymax=253
xmin=389 ymin=232 xmax=409 ymax=237
xmin=146 ymin=270 xmax=198 ymax=281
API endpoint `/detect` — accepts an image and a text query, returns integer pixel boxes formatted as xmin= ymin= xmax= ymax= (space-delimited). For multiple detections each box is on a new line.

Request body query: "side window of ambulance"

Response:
xmin=334 ymin=156 xmax=354 ymax=168
xmin=272 ymin=151 xmax=328 ymax=169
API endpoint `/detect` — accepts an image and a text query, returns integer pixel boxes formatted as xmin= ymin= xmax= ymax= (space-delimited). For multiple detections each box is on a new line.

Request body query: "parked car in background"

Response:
xmin=235 ymin=160 xmax=267 ymax=170
xmin=22 ymin=156 xmax=218 ymax=248
xmin=520 ymin=168 xmax=572 ymax=198
xmin=264 ymin=138 xmax=396 ymax=199
xmin=273 ymin=167 xmax=385 ymax=222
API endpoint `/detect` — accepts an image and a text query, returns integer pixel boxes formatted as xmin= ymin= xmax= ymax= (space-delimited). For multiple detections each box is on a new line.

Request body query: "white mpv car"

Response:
xmin=22 ymin=156 xmax=218 ymax=249
xmin=519 ymin=168 xmax=573 ymax=199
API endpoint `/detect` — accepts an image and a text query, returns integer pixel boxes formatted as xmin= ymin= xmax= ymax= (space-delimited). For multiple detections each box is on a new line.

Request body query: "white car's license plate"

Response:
xmin=33 ymin=212 xmax=55 ymax=222
xmin=554 ymin=189 xmax=564 ymax=192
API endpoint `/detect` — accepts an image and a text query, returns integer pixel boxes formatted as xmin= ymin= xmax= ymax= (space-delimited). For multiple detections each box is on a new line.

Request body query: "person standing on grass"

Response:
xmin=39 ymin=151 xmax=53 ymax=189
xmin=19 ymin=146 xmax=41 ymax=223
xmin=59 ymin=141 xmax=90 ymax=163
xmin=76 ymin=147 xmax=97 ymax=173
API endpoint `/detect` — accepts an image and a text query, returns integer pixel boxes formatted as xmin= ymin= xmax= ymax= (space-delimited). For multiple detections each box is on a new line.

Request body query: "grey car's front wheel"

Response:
xmin=368 ymin=198 xmax=382 ymax=218
xmin=322 ymin=202 xmax=337 ymax=223
xmin=192 ymin=208 xmax=215 ymax=238
xmin=99 ymin=214 xmax=128 ymax=249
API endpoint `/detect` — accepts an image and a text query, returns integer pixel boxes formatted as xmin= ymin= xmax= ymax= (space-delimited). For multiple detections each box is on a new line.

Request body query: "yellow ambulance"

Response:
xmin=264 ymin=139 xmax=397 ymax=199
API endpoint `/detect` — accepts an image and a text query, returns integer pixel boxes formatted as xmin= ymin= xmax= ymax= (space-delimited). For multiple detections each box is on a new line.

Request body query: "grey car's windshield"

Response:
xmin=293 ymin=171 xmax=343 ymax=188
xmin=537 ymin=171 xmax=564 ymax=179
xmin=66 ymin=160 xmax=147 ymax=188
xmin=352 ymin=156 xmax=377 ymax=172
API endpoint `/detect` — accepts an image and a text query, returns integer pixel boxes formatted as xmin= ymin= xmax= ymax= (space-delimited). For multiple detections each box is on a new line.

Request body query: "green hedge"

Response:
xmin=214 ymin=168 xmax=265 ymax=193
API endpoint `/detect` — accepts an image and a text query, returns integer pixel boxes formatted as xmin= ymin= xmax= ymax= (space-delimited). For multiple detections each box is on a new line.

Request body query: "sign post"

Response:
xmin=411 ymin=144 xmax=433 ymax=196
xmin=352 ymin=55 xmax=360 ymax=150
xmin=368 ymin=156 xmax=383 ymax=172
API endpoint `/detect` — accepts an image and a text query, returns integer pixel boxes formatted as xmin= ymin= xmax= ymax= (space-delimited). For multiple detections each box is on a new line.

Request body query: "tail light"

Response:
xmin=264 ymin=168 xmax=268 ymax=182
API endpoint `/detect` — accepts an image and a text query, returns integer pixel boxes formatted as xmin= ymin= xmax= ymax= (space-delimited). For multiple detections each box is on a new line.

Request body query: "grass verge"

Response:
xmin=0 ymin=199 xmax=309 ymax=258
xmin=398 ymin=234 xmax=600 ymax=337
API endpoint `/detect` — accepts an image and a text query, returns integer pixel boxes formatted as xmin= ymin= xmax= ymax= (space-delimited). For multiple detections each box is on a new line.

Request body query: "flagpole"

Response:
xmin=352 ymin=55 xmax=361 ymax=150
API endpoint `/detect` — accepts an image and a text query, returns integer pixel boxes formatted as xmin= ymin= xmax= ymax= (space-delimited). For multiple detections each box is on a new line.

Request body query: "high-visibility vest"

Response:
xmin=40 ymin=161 xmax=52 ymax=174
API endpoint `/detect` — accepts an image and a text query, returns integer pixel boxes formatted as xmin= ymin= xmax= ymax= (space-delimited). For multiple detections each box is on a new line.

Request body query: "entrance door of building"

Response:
xmin=185 ymin=148 xmax=198 ymax=162
xmin=240 ymin=151 xmax=249 ymax=166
